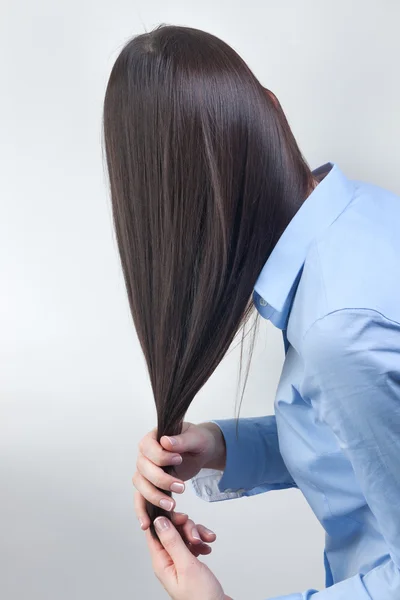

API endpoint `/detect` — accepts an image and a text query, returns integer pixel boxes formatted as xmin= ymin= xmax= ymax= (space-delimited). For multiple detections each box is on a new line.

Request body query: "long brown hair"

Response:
xmin=102 ymin=24 xmax=313 ymax=537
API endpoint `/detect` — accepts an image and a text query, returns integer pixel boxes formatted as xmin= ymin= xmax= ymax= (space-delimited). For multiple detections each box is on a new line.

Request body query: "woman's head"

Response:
xmin=102 ymin=24 xmax=313 ymax=535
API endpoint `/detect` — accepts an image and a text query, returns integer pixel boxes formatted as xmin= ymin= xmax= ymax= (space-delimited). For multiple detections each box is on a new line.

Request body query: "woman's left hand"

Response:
xmin=146 ymin=516 xmax=233 ymax=600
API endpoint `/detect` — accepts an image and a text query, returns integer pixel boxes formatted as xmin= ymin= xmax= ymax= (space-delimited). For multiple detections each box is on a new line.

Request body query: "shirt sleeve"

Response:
xmin=191 ymin=415 xmax=297 ymax=502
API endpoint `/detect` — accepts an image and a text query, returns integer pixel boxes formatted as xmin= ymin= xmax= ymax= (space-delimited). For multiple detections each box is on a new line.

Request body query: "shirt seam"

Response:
xmin=302 ymin=307 xmax=400 ymax=342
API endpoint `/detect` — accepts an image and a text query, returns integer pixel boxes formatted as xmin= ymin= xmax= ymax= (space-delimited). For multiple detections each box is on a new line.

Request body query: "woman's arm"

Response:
xmin=192 ymin=415 xmax=297 ymax=503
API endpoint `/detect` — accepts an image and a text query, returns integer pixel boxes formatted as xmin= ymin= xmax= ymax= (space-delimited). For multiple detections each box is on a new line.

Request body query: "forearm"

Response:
xmin=192 ymin=416 xmax=297 ymax=503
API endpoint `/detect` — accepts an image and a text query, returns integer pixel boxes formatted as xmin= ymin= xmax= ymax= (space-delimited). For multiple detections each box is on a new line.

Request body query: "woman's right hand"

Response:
xmin=133 ymin=421 xmax=226 ymax=552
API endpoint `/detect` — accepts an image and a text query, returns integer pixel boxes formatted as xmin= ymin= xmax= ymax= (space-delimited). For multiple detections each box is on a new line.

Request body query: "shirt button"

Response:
xmin=205 ymin=485 xmax=212 ymax=495
xmin=259 ymin=298 xmax=268 ymax=307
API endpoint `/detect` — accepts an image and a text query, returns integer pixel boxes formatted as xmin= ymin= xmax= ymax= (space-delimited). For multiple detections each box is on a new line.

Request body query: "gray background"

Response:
xmin=1 ymin=1 xmax=400 ymax=598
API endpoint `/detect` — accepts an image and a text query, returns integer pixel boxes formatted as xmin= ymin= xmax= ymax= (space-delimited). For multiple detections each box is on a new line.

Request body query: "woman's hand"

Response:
xmin=133 ymin=421 xmax=226 ymax=547
xmin=146 ymin=516 xmax=233 ymax=600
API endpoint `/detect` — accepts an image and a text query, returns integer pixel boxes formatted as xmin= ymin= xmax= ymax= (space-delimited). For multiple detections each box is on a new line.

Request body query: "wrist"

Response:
xmin=200 ymin=422 xmax=226 ymax=471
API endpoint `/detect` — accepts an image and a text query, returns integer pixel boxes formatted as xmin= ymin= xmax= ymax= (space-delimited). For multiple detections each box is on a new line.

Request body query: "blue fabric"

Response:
xmin=193 ymin=163 xmax=400 ymax=598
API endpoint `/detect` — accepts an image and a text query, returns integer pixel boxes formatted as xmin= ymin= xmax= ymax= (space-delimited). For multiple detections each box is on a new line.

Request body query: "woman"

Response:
xmin=103 ymin=24 xmax=400 ymax=600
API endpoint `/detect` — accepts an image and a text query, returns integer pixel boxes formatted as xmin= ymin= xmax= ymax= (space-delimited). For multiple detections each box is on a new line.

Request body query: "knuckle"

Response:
xmin=166 ymin=539 xmax=180 ymax=555
xmin=132 ymin=472 xmax=139 ymax=487
xmin=153 ymin=472 xmax=167 ymax=489
xmin=136 ymin=453 xmax=144 ymax=471
xmin=184 ymin=519 xmax=195 ymax=534
xmin=133 ymin=490 xmax=141 ymax=507
xmin=153 ymin=446 xmax=165 ymax=465
xmin=162 ymin=530 xmax=178 ymax=548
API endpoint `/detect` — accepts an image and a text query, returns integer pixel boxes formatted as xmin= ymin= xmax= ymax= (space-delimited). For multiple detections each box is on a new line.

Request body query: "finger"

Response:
xmin=139 ymin=432 xmax=182 ymax=467
xmin=160 ymin=427 xmax=204 ymax=454
xmin=181 ymin=518 xmax=203 ymax=545
xmin=132 ymin=471 xmax=175 ymax=512
xmin=153 ymin=517 xmax=194 ymax=567
xmin=145 ymin=528 xmax=173 ymax=575
xmin=196 ymin=544 xmax=212 ymax=555
xmin=134 ymin=494 xmax=188 ymax=531
xmin=171 ymin=511 xmax=189 ymax=527
xmin=197 ymin=524 xmax=217 ymax=543
xmin=180 ymin=522 xmax=215 ymax=555
xmin=187 ymin=542 xmax=212 ymax=557
xmin=134 ymin=491 xmax=150 ymax=530
xmin=137 ymin=454 xmax=185 ymax=494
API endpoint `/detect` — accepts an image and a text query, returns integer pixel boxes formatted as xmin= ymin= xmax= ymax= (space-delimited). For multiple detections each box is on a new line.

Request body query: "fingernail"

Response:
xmin=159 ymin=498 xmax=174 ymax=511
xmin=174 ymin=512 xmax=188 ymax=518
xmin=192 ymin=527 xmax=202 ymax=541
xmin=171 ymin=455 xmax=183 ymax=465
xmin=166 ymin=436 xmax=177 ymax=446
xmin=170 ymin=482 xmax=185 ymax=493
xmin=203 ymin=527 xmax=215 ymax=535
xmin=154 ymin=517 xmax=170 ymax=532
xmin=138 ymin=517 xmax=145 ymax=530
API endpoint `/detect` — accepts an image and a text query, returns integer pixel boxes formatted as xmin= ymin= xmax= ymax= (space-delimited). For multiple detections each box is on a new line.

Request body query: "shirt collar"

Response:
xmin=253 ymin=162 xmax=355 ymax=329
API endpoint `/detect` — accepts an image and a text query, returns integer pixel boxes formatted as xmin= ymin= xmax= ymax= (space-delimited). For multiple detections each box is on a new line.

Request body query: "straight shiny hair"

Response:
xmin=102 ymin=24 xmax=313 ymax=537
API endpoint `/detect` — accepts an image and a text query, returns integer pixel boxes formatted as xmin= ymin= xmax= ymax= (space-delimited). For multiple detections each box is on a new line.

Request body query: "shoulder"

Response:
xmin=311 ymin=180 xmax=400 ymax=320
xmin=288 ymin=178 xmax=400 ymax=348
xmin=302 ymin=308 xmax=400 ymax=375
xmin=320 ymin=181 xmax=399 ymax=308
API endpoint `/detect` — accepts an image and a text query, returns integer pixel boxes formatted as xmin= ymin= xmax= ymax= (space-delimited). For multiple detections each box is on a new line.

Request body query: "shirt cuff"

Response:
xmin=210 ymin=418 xmax=295 ymax=494
xmin=191 ymin=468 xmax=247 ymax=502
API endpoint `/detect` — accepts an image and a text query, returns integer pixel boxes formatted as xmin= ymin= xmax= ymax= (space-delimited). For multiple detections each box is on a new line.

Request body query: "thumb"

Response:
xmin=160 ymin=426 xmax=205 ymax=454
xmin=154 ymin=517 xmax=193 ymax=567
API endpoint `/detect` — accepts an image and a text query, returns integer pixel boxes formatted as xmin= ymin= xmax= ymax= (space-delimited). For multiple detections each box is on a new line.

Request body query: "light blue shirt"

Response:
xmin=192 ymin=162 xmax=400 ymax=599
